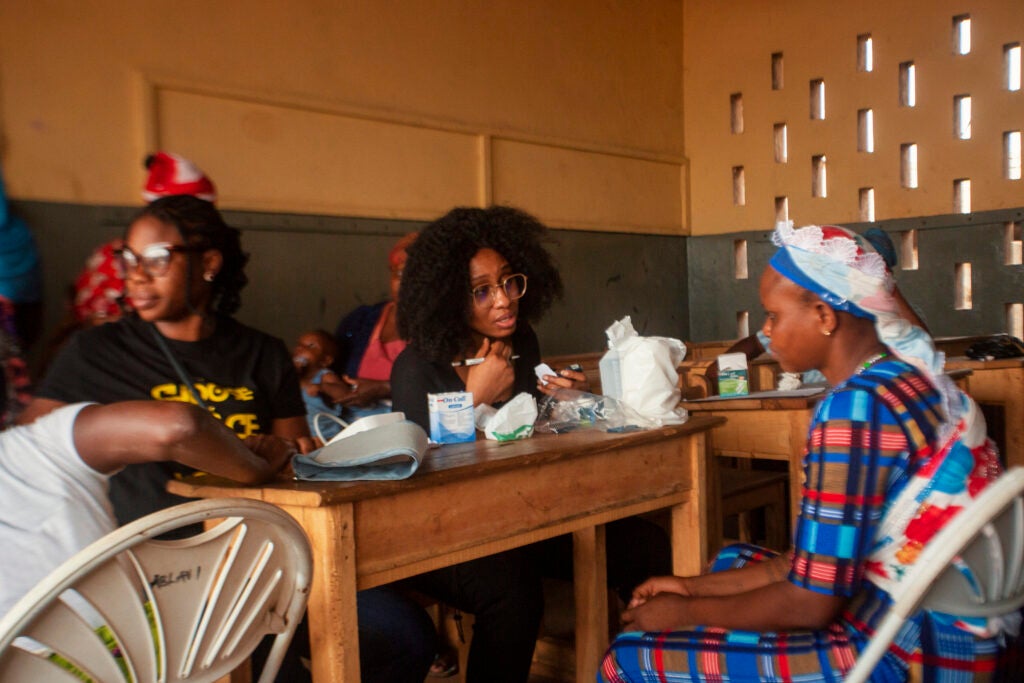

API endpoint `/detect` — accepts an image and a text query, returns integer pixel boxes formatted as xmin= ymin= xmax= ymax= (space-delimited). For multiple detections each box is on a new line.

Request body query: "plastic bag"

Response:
xmin=599 ymin=316 xmax=687 ymax=423
xmin=475 ymin=392 xmax=538 ymax=441
xmin=534 ymin=387 xmax=670 ymax=434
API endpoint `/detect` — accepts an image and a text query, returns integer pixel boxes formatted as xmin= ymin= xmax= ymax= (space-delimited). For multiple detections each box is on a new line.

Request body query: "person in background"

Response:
xmin=599 ymin=223 xmax=1008 ymax=682
xmin=0 ymin=400 xmax=294 ymax=618
xmin=36 ymin=238 xmax=131 ymax=377
xmin=0 ymin=162 xmax=43 ymax=427
xmin=332 ymin=232 xmax=417 ymax=423
xmin=292 ymin=328 xmax=349 ymax=441
xmin=707 ymin=226 xmax=927 ymax=391
xmin=0 ymin=162 xmax=44 ymax=353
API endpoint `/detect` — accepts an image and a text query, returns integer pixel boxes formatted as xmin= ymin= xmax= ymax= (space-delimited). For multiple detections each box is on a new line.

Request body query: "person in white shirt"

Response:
xmin=0 ymin=400 xmax=293 ymax=617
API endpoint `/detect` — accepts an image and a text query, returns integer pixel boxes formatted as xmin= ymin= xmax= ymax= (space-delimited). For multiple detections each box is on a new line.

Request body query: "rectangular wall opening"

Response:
xmin=734 ymin=239 xmax=749 ymax=280
xmin=811 ymin=155 xmax=827 ymax=197
xmin=1006 ymin=222 xmax=1023 ymax=266
xmin=953 ymin=178 xmax=971 ymax=214
xmin=955 ymin=262 xmax=973 ymax=310
xmin=1007 ymin=43 xmax=1022 ymax=91
xmin=954 ymin=95 xmax=972 ymax=139
xmin=732 ymin=166 xmax=746 ymax=206
xmin=771 ymin=52 xmax=784 ymax=90
xmin=900 ymin=143 xmax=919 ymax=188
xmin=1008 ymin=303 xmax=1024 ymax=341
xmin=857 ymin=108 xmax=874 ymax=152
xmin=857 ymin=34 xmax=873 ymax=72
xmin=809 ymin=79 xmax=825 ymax=119
xmin=736 ymin=311 xmax=750 ymax=339
xmin=774 ymin=196 xmax=789 ymax=223
xmin=901 ymin=229 xmax=919 ymax=270
xmin=1005 ymin=131 xmax=1022 ymax=180
xmin=730 ymin=93 xmax=744 ymax=134
xmin=773 ymin=123 xmax=788 ymax=163
xmin=859 ymin=187 xmax=875 ymax=222
xmin=899 ymin=62 xmax=917 ymax=107
xmin=953 ymin=14 xmax=971 ymax=55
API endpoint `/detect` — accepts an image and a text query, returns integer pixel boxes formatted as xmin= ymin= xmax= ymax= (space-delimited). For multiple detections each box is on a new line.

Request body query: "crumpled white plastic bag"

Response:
xmin=600 ymin=316 xmax=687 ymax=423
xmin=474 ymin=392 xmax=538 ymax=441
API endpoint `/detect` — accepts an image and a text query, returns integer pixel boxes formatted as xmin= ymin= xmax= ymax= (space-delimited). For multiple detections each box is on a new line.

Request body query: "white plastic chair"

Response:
xmin=845 ymin=467 xmax=1024 ymax=683
xmin=0 ymin=498 xmax=312 ymax=683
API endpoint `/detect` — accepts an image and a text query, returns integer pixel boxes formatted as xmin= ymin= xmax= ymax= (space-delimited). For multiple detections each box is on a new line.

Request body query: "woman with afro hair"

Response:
xmin=391 ymin=206 xmax=594 ymax=683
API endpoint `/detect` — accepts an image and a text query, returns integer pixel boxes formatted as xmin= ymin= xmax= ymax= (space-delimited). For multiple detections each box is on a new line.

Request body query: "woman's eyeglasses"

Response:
xmin=470 ymin=273 xmax=527 ymax=307
xmin=116 ymin=243 xmax=202 ymax=278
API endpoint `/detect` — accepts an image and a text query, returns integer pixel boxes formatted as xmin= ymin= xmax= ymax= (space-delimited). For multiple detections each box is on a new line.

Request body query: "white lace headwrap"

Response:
xmin=769 ymin=221 xmax=960 ymax=430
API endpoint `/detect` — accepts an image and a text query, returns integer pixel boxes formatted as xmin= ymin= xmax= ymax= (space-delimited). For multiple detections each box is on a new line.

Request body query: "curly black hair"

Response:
xmin=397 ymin=205 xmax=563 ymax=361
xmin=130 ymin=195 xmax=249 ymax=315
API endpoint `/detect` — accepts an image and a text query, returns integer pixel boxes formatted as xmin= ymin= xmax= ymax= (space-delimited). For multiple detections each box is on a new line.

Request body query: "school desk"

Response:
xmin=169 ymin=415 xmax=724 ymax=683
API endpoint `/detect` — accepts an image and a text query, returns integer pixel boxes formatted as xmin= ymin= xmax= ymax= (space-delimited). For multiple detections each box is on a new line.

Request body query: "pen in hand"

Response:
xmin=451 ymin=355 xmax=521 ymax=367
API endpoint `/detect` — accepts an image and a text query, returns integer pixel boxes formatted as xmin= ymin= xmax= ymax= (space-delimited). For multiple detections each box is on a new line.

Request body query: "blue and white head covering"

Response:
xmin=769 ymin=220 xmax=958 ymax=426
xmin=0 ymin=165 xmax=43 ymax=304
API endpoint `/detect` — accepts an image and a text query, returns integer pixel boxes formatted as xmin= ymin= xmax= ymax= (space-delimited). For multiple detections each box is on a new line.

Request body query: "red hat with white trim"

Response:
xmin=142 ymin=152 xmax=217 ymax=202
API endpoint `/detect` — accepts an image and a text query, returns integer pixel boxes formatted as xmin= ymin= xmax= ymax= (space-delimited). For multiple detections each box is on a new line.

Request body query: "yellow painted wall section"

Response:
xmin=0 ymin=1 xmax=686 ymax=234
xmin=684 ymin=0 xmax=1024 ymax=235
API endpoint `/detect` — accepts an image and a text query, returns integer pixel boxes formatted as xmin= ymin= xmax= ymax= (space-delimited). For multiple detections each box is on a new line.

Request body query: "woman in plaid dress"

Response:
xmin=599 ymin=223 xmax=1010 ymax=682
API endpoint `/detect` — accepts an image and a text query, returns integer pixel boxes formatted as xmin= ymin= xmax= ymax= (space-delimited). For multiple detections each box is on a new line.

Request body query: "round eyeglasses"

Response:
xmin=470 ymin=273 xmax=527 ymax=307
xmin=116 ymin=242 xmax=203 ymax=278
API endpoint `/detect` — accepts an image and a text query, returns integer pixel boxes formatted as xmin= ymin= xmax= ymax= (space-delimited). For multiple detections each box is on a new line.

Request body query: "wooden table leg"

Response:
xmin=673 ymin=430 xmax=709 ymax=577
xmin=573 ymin=524 xmax=607 ymax=683
xmin=288 ymin=503 xmax=359 ymax=683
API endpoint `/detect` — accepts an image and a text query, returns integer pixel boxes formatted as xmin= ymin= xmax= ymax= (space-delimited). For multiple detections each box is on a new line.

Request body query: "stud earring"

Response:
xmin=823 ymin=329 xmax=832 ymax=336
xmin=203 ymin=272 xmax=215 ymax=282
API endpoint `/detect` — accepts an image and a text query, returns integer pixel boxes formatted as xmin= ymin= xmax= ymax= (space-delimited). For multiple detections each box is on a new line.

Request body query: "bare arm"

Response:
xmin=621 ymin=579 xmax=845 ymax=633
xmin=272 ymin=415 xmax=315 ymax=454
xmin=72 ymin=402 xmax=293 ymax=482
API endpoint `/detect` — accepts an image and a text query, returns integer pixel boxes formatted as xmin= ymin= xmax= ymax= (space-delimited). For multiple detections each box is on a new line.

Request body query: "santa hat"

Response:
xmin=142 ymin=152 xmax=217 ymax=202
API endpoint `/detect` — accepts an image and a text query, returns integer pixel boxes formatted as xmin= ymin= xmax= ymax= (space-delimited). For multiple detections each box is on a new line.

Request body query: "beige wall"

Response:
xmin=684 ymin=0 xmax=1024 ymax=235
xmin=0 ymin=1 xmax=686 ymax=234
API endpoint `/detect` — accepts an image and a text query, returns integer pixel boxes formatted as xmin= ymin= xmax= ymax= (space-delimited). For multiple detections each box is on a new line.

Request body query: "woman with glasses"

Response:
xmin=20 ymin=195 xmax=440 ymax=682
xmin=389 ymin=206 xmax=587 ymax=683
xmin=19 ymin=195 xmax=311 ymax=522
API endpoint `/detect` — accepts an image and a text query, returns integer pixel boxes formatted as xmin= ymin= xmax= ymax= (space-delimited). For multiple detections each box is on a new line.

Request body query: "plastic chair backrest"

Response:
xmin=845 ymin=467 xmax=1024 ymax=683
xmin=0 ymin=498 xmax=312 ymax=683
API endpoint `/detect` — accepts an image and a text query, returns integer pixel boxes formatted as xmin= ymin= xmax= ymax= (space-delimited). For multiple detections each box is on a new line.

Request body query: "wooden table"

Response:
xmin=681 ymin=389 xmax=825 ymax=522
xmin=169 ymin=416 xmax=724 ymax=683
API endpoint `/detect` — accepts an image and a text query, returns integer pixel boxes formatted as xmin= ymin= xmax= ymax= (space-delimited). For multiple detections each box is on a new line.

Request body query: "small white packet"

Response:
xmin=475 ymin=392 xmax=538 ymax=441
xmin=534 ymin=362 xmax=557 ymax=385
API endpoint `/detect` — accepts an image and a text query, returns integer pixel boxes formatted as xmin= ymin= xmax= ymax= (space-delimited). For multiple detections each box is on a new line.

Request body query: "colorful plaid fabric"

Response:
xmin=599 ymin=360 xmax=1000 ymax=682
